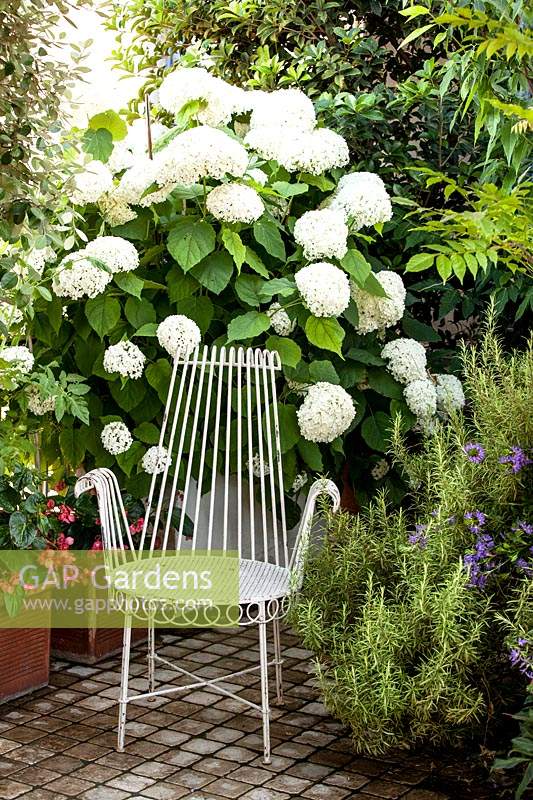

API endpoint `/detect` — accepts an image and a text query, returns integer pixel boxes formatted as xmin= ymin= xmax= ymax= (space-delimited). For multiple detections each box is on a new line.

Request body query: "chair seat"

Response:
xmin=108 ymin=556 xmax=292 ymax=606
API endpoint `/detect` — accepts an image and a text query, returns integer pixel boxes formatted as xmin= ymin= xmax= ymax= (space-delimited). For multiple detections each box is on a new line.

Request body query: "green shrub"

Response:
xmin=291 ymin=317 xmax=532 ymax=753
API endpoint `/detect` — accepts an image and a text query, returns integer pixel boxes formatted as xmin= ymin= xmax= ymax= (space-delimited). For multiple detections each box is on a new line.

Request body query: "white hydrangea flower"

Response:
xmin=268 ymin=303 xmax=295 ymax=336
xmin=245 ymin=127 xmax=349 ymax=175
xmin=0 ymin=304 xmax=23 ymax=330
xmin=294 ymin=209 xmax=348 ymax=261
xmin=295 ymin=262 xmax=350 ymax=318
xmin=351 ymin=271 xmax=406 ymax=334
xmin=114 ymin=156 xmax=162 ymax=205
xmin=142 ymin=445 xmax=172 ymax=475
xmin=206 ymin=183 xmax=264 ymax=224
xmin=69 ymin=160 xmax=113 ymax=205
xmin=85 ymin=236 xmax=139 ymax=274
xmin=158 ymin=67 xmax=247 ymax=126
xmin=155 ymin=126 xmax=249 ymax=186
xmin=292 ymin=472 xmax=308 ymax=493
xmin=99 ymin=193 xmax=137 ymax=227
xmin=249 ymin=88 xmax=316 ymax=131
xmin=157 ymin=315 xmax=201 ymax=359
xmin=246 ymin=168 xmax=268 ymax=186
xmin=1 ymin=346 xmax=34 ymax=374
xmin=52 ymin=252 xmax=112 ymax=300
xmin=27 ymin=386 xmax=56 ymax=415
xmin=101 ymin=421 xmax=133 ymax=455
xmin=328 ymin=172 xmax=393 ymax=228
xmin=435 ymin=374 xmax=465 ymax=415
xmin=103 ymin=341 xmax=146 ymax=380
xmin=404 ymin=378 xmax=437 ymax=422
xmin=124 ymin=118 xmax=169 ymax=155
xmin=249 ymin=453 xmax=271 ymax=478
xmin=24 ymin=247 xmax=56 ymax=275
xmin=107 ymin=142 xmax=135 ymax=174
xmin=381 ymin=338 xmax=427 ymax=384
xmin=297 ymin=382 xmax=356 ymax=443
xmin=371 ymin=459 xmax=389 ymax=480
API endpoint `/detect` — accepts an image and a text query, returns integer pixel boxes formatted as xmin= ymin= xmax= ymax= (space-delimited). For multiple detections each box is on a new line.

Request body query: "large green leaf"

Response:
xmin=110 ymin=378 xmax=147 ymax=412
xmin=191 ymin=251 xmax=233 ymax=294
xmin=367 ymin=368 xmax=403 ymax=399
xmin=309 ymin=360 xmax=340 ymax=384
xmin=9 ymin=512 xmax=39 ymax=549
xmin=174 ymin=296 xmax=214 ymax=334
xmin=59 ymin=427 xmax=86 ymax=467
xmin=297 ymin=439 xmax=323 ymax=471
xmin=244 ymin=247 xmax=269 ymax=278
xmin=235 ymin=274 xmax=266 ymax=307
xmin=221 ymin=227 xmax=246 ymax=269
xmin=82 ymin=128 xmax=113 ymax=162
xmin=405 ymin=252 xmax=435 ymax=272
xmin=361 ymin=412 xmax=391 ymax=452
xmin=259 ymin=277 xmax=296 ymax=301
xmin=277 ymin=404 xmax=300 ymax=453
xmin=133 ymin=422 xmax=161 ymax=444
xmin=85 ymin=296 xmax=121 ymax=338
xmin=340 ymin=249 xmax=371 ymax=287
xmin=305 ymin=316 xmax=344 ymax=356
xmin=402 ymin=315 xmax=441 ymax=343
xmin=125 ymin=297 xmax=156 ymax=329
xmin=116 ymin=442 xmax=145 ymax=477
xmin=347 ymin=347 xmax=385 ymax=366
xmin=89 ymin=110 xmax=127 ymax=140
xmin=114 ymin=272 xmax=144 ymax=299
xmin=253 ymin=219 xmax=286 ymax=261
xmin=167 ymin=268 xmax=198 ymax=303
xmin=266 ymin=336 xmax=301 ymax=368
xmin=227 ymin=311 xmax=270 ymax=342
xmin=167 ymin=218 xmax=216 ymax=271
xmin=146 ymin=359 xmax=172 ymax=403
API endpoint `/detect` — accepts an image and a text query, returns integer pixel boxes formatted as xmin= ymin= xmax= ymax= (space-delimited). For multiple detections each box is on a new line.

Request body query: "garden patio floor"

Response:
xmin=0 ymin=628 xmax=465 ymax=800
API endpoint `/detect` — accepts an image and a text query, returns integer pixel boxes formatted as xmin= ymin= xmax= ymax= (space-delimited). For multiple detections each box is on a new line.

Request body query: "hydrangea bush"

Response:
xmin=0 ymin=67 xmax=464 ymax=501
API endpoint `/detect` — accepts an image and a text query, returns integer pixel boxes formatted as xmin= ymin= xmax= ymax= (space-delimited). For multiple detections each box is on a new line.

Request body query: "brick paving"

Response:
xmin=0 ymin=628 xmax=450 ymax=799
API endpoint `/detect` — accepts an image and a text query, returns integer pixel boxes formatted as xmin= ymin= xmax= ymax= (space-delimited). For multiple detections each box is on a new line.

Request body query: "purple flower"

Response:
xmin=499 ymin=446 xmax=532 ymax=474
xmin=516 ymin=558 xmax=532 ymax=576
xmin=513 ymin=520 xmax=533 ymax=536
xmin=408 ymin=526 xmax=428 ymax=549
xmin=463 ymin=442 xmax=486 ymax=463
xmin=463 ymin=531 xmax=495 ymax=588
xmin=509 ymin=639 xmax=533 ymax=680
xmin=464 ymin=510 xmax=487 ymax=534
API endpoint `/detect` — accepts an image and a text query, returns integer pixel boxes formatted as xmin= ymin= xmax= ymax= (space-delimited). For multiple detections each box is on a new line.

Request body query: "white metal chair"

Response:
xmin=75 ymin=346 xmax=339 ymax=763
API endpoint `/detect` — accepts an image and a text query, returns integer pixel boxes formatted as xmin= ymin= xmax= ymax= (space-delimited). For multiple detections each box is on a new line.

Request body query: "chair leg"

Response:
xmin=273 ymin=617 xmax=284 ymax=705
xmin=147 ymin=617 xmax=155 ymax=696
xmin=258 ymin=614 xmax=271 ymax=764
xmin=117 ymin=617 xmax=132 ymax=752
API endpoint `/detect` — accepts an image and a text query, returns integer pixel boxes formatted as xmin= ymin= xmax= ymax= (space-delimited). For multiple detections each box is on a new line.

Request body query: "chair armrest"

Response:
xmin=75 ymin=468 xmax=135 ymax=552
xmin=289 ymin=478 xmax=340 ymax=576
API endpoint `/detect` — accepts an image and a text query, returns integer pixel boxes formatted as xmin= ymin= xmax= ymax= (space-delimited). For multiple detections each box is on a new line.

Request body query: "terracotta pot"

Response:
xmin=0 ymin=629 xmax=50 ymax=703
xmin=51 ymin=627 xmax=146 ymax=664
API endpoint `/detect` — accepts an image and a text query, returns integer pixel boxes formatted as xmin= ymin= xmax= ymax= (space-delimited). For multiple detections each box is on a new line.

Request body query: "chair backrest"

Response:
xmin=138 ymin=345 xmax=289 ymax=566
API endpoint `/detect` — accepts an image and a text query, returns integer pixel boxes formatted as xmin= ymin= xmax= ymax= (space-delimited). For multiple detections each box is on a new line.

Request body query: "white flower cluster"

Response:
xmin=157 ymin=315 xmax=201 ymax=359
xmin=113 ymin=155 xmax=160 ymax=206
xmin=52 ymin=252 xmax=112 ymax=300
xmin=24 ymin=247 xmax=56 ymax=275
xmin=0 ymin=304 xmax=23 ymax=330
xmin=1 ymin=346 xmax=34 ymax=374
xmin=295 ymin=262 xmax=350 ymax=318
xmin=206 ymin=183 xmax=264 ymax=223
xmin=297 ymin=382 xmax=356 ymax=443
xmin=351 ymin=271 xmax=406 ymax=334
xmin=435 ymin=374 xmax=465 ymax=415
xmin=328 ymin=172 xmax=392 ymax=229
xmin=85 ymin=236 xmax=139 ymax=274
xmin=69 ymin=160 xmax=113 ymax=206
xmin=249 ymin=453 xmax=271 ymax=478
xmin=107 ymin=120 xmax=169 ymax=174
xmin=103 ymin=341 xmax=146 ymax=380
xmin=158 ymin=67 xmax=247 ymax=127
xmin=268 ymin=303 xmax=295 ymax=336
xmin=142 ymin=445 xmax=172 ymax=475
xmin=101 ymin=422 xmax=133 ymax=455
xmin=292 ymin=472 xmax=308 ymax=493
xmin=155 ymin=126 xmax=248 ymax=188
xmin=371 ymin=459 xmax=389 ymax=480
xmin=294 ymin=209 xmax=348 ymax=261
xmin=27 ymin=387 xmax=56 ymax=415
xmin=404 ymin=379 xmax=437 ymax=422
xmin=249 ymin=88 xmax=316 ymax=131
xmin=98 ymin=194 xmax=137 ymax=227
xmin=245 ymin=127 xmax=349 ymax=175
xmin=381 ymin=338 xmax=427 ymax=384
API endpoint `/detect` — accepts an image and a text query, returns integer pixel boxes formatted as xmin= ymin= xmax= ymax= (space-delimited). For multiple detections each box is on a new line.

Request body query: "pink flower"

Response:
xmin=46 ymin=499 xmax=56 ymax=510
xmin=91 ymin=538 xmax=103 ymax=551
xmin=58 ymin=504 xmax=76 ymax=524
xmin=57 ymin=533 xmax=74 ymax=550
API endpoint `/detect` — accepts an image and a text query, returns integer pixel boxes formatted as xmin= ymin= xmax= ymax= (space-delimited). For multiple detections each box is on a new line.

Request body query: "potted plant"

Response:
xmin=0 ymin=464 xmax=51 ymax=702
